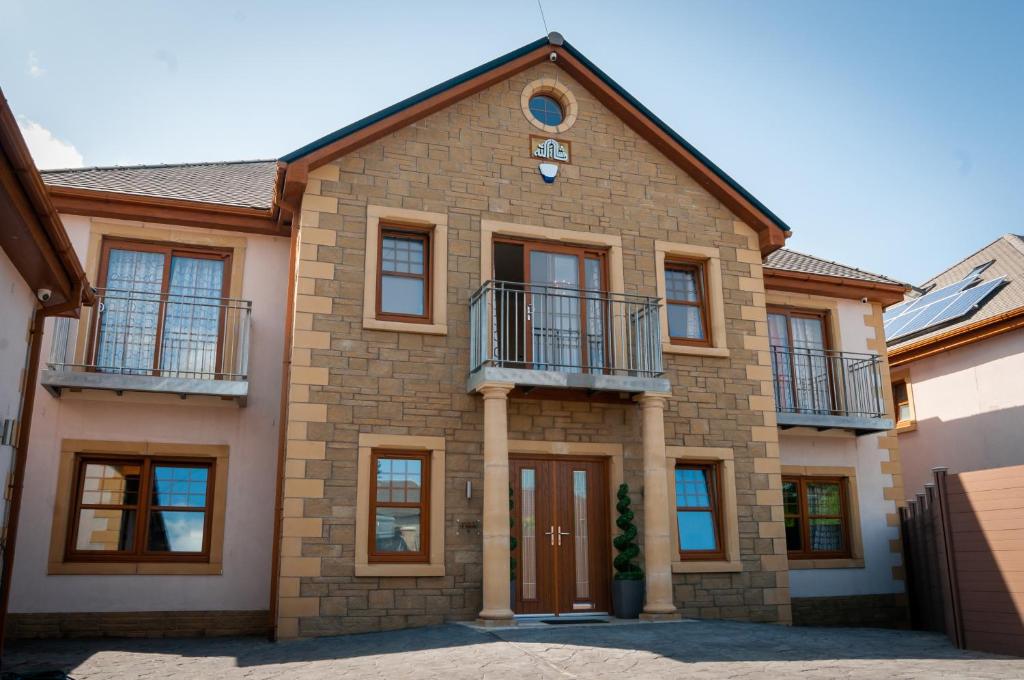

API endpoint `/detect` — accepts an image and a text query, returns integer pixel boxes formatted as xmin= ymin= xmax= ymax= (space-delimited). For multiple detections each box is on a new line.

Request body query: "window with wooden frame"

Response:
xmin=664 ymin=259 xmax=710 ymax=346
xmin=67 ymin=456 xmax=214 ymax=562
xmin=92 ymin=238 xmax=232 ymax=379
xmin=892 ymin=379 xmax=914 ymax=426
xmin=783 ymin=476 xmax=851 ymax=559
xmin=377 ymin=225 xmax=432 ymax=323
xmin=368 ymin=450 xmax=430 ymax=563
xmin=674 ymin=462 xmax=724 ymax=560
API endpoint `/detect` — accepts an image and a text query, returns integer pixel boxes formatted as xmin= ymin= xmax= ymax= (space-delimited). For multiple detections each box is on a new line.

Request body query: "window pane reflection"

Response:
xmin=375 ymin=507 xmax=421 ymax=553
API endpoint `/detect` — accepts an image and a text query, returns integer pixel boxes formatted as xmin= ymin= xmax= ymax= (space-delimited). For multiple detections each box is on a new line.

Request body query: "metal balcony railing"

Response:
xmin=770 ymin=345 xmax=886 ymax=420
xmin=47 ymin=288 xmax=252 ymax=382
xmin=469 ymin=280 xmax=663 ymax=378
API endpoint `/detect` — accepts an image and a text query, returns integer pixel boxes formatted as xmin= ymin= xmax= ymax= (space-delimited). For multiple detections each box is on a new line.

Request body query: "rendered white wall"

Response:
xmin=0 ymin=248 xmax=38 ymax=539
xmin=780 ymin=298 xmax=903 ymax=598
xmin=898 ymin=329 xmax=1024 ymax=495
xmin=9 ymin=215 xmax=289 ymax=613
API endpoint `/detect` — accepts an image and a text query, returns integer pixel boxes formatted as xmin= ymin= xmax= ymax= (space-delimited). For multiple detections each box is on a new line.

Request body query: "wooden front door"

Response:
xmin=510 ymin=456 xmax=611 ymax=615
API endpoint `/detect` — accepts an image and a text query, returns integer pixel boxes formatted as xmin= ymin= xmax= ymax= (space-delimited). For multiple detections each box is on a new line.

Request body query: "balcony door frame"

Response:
xmin=493 ymin=236 xmax=609 ymax=373
xmin=767 ymin=305 xmax=837 ymax=415
xmin=90 ymin=238 xmax=233 ymax=378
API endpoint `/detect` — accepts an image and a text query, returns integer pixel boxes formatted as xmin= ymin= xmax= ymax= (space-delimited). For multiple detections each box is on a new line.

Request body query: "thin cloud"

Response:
xmin=27 ymin=52 xmax=45 ymax=78
xmin=16 ymin=119 xmax=84 ymax=170
xmin=155 ymin=49 xmax=178 ymax=74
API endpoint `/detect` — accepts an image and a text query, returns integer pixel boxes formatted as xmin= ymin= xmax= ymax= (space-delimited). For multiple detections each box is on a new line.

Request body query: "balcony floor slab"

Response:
xmin=467 ymin=366 xmax=670 ymax=395
xmin=776 ymin=412 xmax=892 ymax=435
xmin=41 ymin=370 xmax=248 ymax=405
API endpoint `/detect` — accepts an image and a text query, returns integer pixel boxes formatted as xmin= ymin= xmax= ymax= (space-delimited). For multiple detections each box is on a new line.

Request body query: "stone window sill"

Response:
xmin=671 ymin=559 xmax=742 ymax=574
xmin=354 ymin=563 xmax=445 ymax=577
xmin=896 ymin=421 xmax=917 ymax=434
xmin=363 ymin=317 xmax=448 ymax=336
xmin=662 ymin=343 xmax=730 ymax=359
xmin=789 ymin=558 xmax=865 ymax=570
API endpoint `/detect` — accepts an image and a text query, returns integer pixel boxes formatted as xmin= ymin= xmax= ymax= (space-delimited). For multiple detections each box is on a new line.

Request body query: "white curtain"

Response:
xmin=96 ymin=249 xmax=165 ymax=374
xmin=160 ymin=257 xmax=225 ymax=379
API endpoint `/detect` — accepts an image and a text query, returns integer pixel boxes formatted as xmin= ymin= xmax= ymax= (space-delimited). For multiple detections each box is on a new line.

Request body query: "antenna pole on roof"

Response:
xmin=536 ymin=0 xmax=550 ymax=35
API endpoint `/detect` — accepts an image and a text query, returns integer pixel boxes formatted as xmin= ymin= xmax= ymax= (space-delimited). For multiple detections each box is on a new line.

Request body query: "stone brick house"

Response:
xmin=5 ymin=34 xmax=909 ymax=639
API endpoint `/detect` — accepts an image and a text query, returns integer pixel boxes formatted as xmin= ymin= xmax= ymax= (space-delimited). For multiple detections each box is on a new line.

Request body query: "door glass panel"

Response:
xmin=160 ymin=256 xmax=225 ymax=379
xmin=520 ymin=468 xmax=537 ymax=600
xmin=572 ymin=470 xmax=590 ymax=600
xmin=768 ymin=313 xmax=794 ymax=411
xmin=583 ymin=258 xmax=605 ymax=373
xmin=791 ymin=316 xmax=829 ymax=414
xmin=96 ymin=249 xmax=165 ymax=375
xmin=530 ymin=251 xmax=581 ymax=372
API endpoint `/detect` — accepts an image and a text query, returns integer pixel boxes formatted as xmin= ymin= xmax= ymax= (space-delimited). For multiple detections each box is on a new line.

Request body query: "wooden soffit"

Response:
xmin=764 ymin=268 xmax=908 ymax=306
xmin=276 ymin=41 xmax=790 ymax=254
xmin=0 ymin=88 xmax=90 ymax=312
xmin=49 ymin=186 xmax=285 ymax=237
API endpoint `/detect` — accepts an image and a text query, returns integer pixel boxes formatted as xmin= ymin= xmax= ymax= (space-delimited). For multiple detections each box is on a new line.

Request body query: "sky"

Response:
xmin=2 ymin=0 xmax=1022 ymax=285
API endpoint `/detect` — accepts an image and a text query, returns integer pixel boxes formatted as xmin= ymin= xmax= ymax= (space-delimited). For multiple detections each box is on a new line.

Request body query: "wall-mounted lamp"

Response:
xmin=466 ymin=480 xmax=472 ymax=500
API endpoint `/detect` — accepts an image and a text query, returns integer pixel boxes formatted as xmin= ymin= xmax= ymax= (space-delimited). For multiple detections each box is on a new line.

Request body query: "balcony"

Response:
xmin=42 ymin=288 xmax=252 ymax=405
xmin=468 ymin=281 xmax=669 ymax=395
xmin=770 ymin=345 xmax=892 ymax=434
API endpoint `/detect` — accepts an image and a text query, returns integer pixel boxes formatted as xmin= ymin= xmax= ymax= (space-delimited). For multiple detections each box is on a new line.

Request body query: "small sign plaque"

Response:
xmin=530 ymin=136 xmax=571 ymax=163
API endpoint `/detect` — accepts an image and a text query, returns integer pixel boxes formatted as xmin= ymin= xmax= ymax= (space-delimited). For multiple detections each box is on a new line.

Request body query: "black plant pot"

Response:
xmin=612 ymin=578 xmax=644 ymax=619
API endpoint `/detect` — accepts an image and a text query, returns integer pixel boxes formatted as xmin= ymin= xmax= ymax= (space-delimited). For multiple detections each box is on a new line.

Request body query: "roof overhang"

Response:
xmin=274 ymin=35 xmax=791 ymax=254
xmin=0 ymin=88 xmax=91 ymax=314
xmin=48 ymin=185 xmax=285 ymax=237
xmin=888 ymin=305 xmax=1024 ymax=367
xmin=764 ymin=267 xmax=908 ymax=306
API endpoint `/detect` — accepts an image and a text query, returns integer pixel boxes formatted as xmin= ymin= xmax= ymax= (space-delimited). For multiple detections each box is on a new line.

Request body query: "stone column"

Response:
xmin=478 ymin=382 xmax=516 ymax=623
xmin=636 ymin=392 xmax=679 ymax=618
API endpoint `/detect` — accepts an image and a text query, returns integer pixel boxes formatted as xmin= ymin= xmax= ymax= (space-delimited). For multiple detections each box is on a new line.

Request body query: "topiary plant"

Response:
xmin=612 ymin=483 xmax=643 ymax=580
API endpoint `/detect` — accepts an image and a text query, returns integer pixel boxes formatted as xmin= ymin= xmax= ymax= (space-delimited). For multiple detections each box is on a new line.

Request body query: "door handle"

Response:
xmin=544 ymin=525 xmax=555 ymax=546
xmin=556 ymin=526 xmax=570 ymax=546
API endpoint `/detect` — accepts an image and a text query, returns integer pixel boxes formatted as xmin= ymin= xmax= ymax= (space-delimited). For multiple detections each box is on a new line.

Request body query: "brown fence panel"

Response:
xmin=902 ymin=465 xmax=1024 ymax=657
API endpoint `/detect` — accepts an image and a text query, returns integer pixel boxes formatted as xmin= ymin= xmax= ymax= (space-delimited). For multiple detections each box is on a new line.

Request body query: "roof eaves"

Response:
xmin=280 ymin=37 xmax=549 ymax=163
xmin=277 ymin=35 xmax=791 ymax=237
xmin=557 ymin=40 xmax=789 ymax=233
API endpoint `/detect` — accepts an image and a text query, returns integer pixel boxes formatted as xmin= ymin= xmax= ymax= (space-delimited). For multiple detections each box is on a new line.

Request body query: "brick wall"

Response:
xmin=278 ymin=61 xmax=789 ymax=636
xmin=7 ymin=611 xmax=271 ymax=639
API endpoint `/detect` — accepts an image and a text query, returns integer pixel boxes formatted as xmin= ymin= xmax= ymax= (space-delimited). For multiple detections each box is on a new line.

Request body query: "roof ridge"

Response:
xmin=770 ymin=247 xmax=903 ymax=285
xmin=40 ymin=159 xmax=278 ymax=175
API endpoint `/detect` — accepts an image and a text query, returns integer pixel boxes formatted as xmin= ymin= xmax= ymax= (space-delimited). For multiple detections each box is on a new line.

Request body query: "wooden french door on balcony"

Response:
xmin=768 ymin=307 xmax=832 ymax=414
xmin=510 ymin=456 xmax=611 ymax=615
xmin=493 ymin=239 xmax=608 ymax=373
xmin=92 ymin=239 xmax=231 ymax=378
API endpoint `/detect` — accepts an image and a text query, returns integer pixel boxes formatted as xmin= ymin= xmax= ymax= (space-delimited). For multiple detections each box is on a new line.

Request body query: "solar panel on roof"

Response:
xmin=925 ymin=277 xmax=1005 ymax=329
xmin=884 ymin=276 xmax=979 ymax=327
xmin=886 ymin=276 xmax=1006 ymax=342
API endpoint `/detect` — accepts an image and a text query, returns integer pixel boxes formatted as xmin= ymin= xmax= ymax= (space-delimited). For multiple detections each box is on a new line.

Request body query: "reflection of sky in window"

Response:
xmin=678 ymin=511 xmax=716 ymax=551
xmin=150 ymin=511 xmax=205 ymax=552
xmin=153 ymin=466 xmax=208 ymax=507
xmin=676 ymin=468 xmax=716 ymax=551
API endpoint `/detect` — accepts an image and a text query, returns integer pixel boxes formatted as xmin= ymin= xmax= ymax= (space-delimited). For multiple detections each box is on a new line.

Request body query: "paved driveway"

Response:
xmin=4 ymin=620 xmax=1022 ymax=679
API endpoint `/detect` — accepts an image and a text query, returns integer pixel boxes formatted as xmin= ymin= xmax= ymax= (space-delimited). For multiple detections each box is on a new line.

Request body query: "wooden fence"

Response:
xmin=900 ymin=465 xmax=1024 ymax=656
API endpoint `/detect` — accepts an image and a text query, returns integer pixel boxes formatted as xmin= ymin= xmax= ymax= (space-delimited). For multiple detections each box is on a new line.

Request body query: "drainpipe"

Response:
xmin=0 ymin=282 xmax=87 ymax=653
xmin=268 ymin=223 xmax=300 ymax=640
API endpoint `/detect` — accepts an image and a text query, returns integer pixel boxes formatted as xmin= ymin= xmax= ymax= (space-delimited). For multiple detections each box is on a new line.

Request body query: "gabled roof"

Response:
xmin=888 ymin=234 xmax=1024 ymax=357
xmin=765 ymin=249 xmax=905 ymax=286
xmin=42 ymin=160 xmax=277 ymax=210
xmin=275 ymin=33 xmax=790 ymax=252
